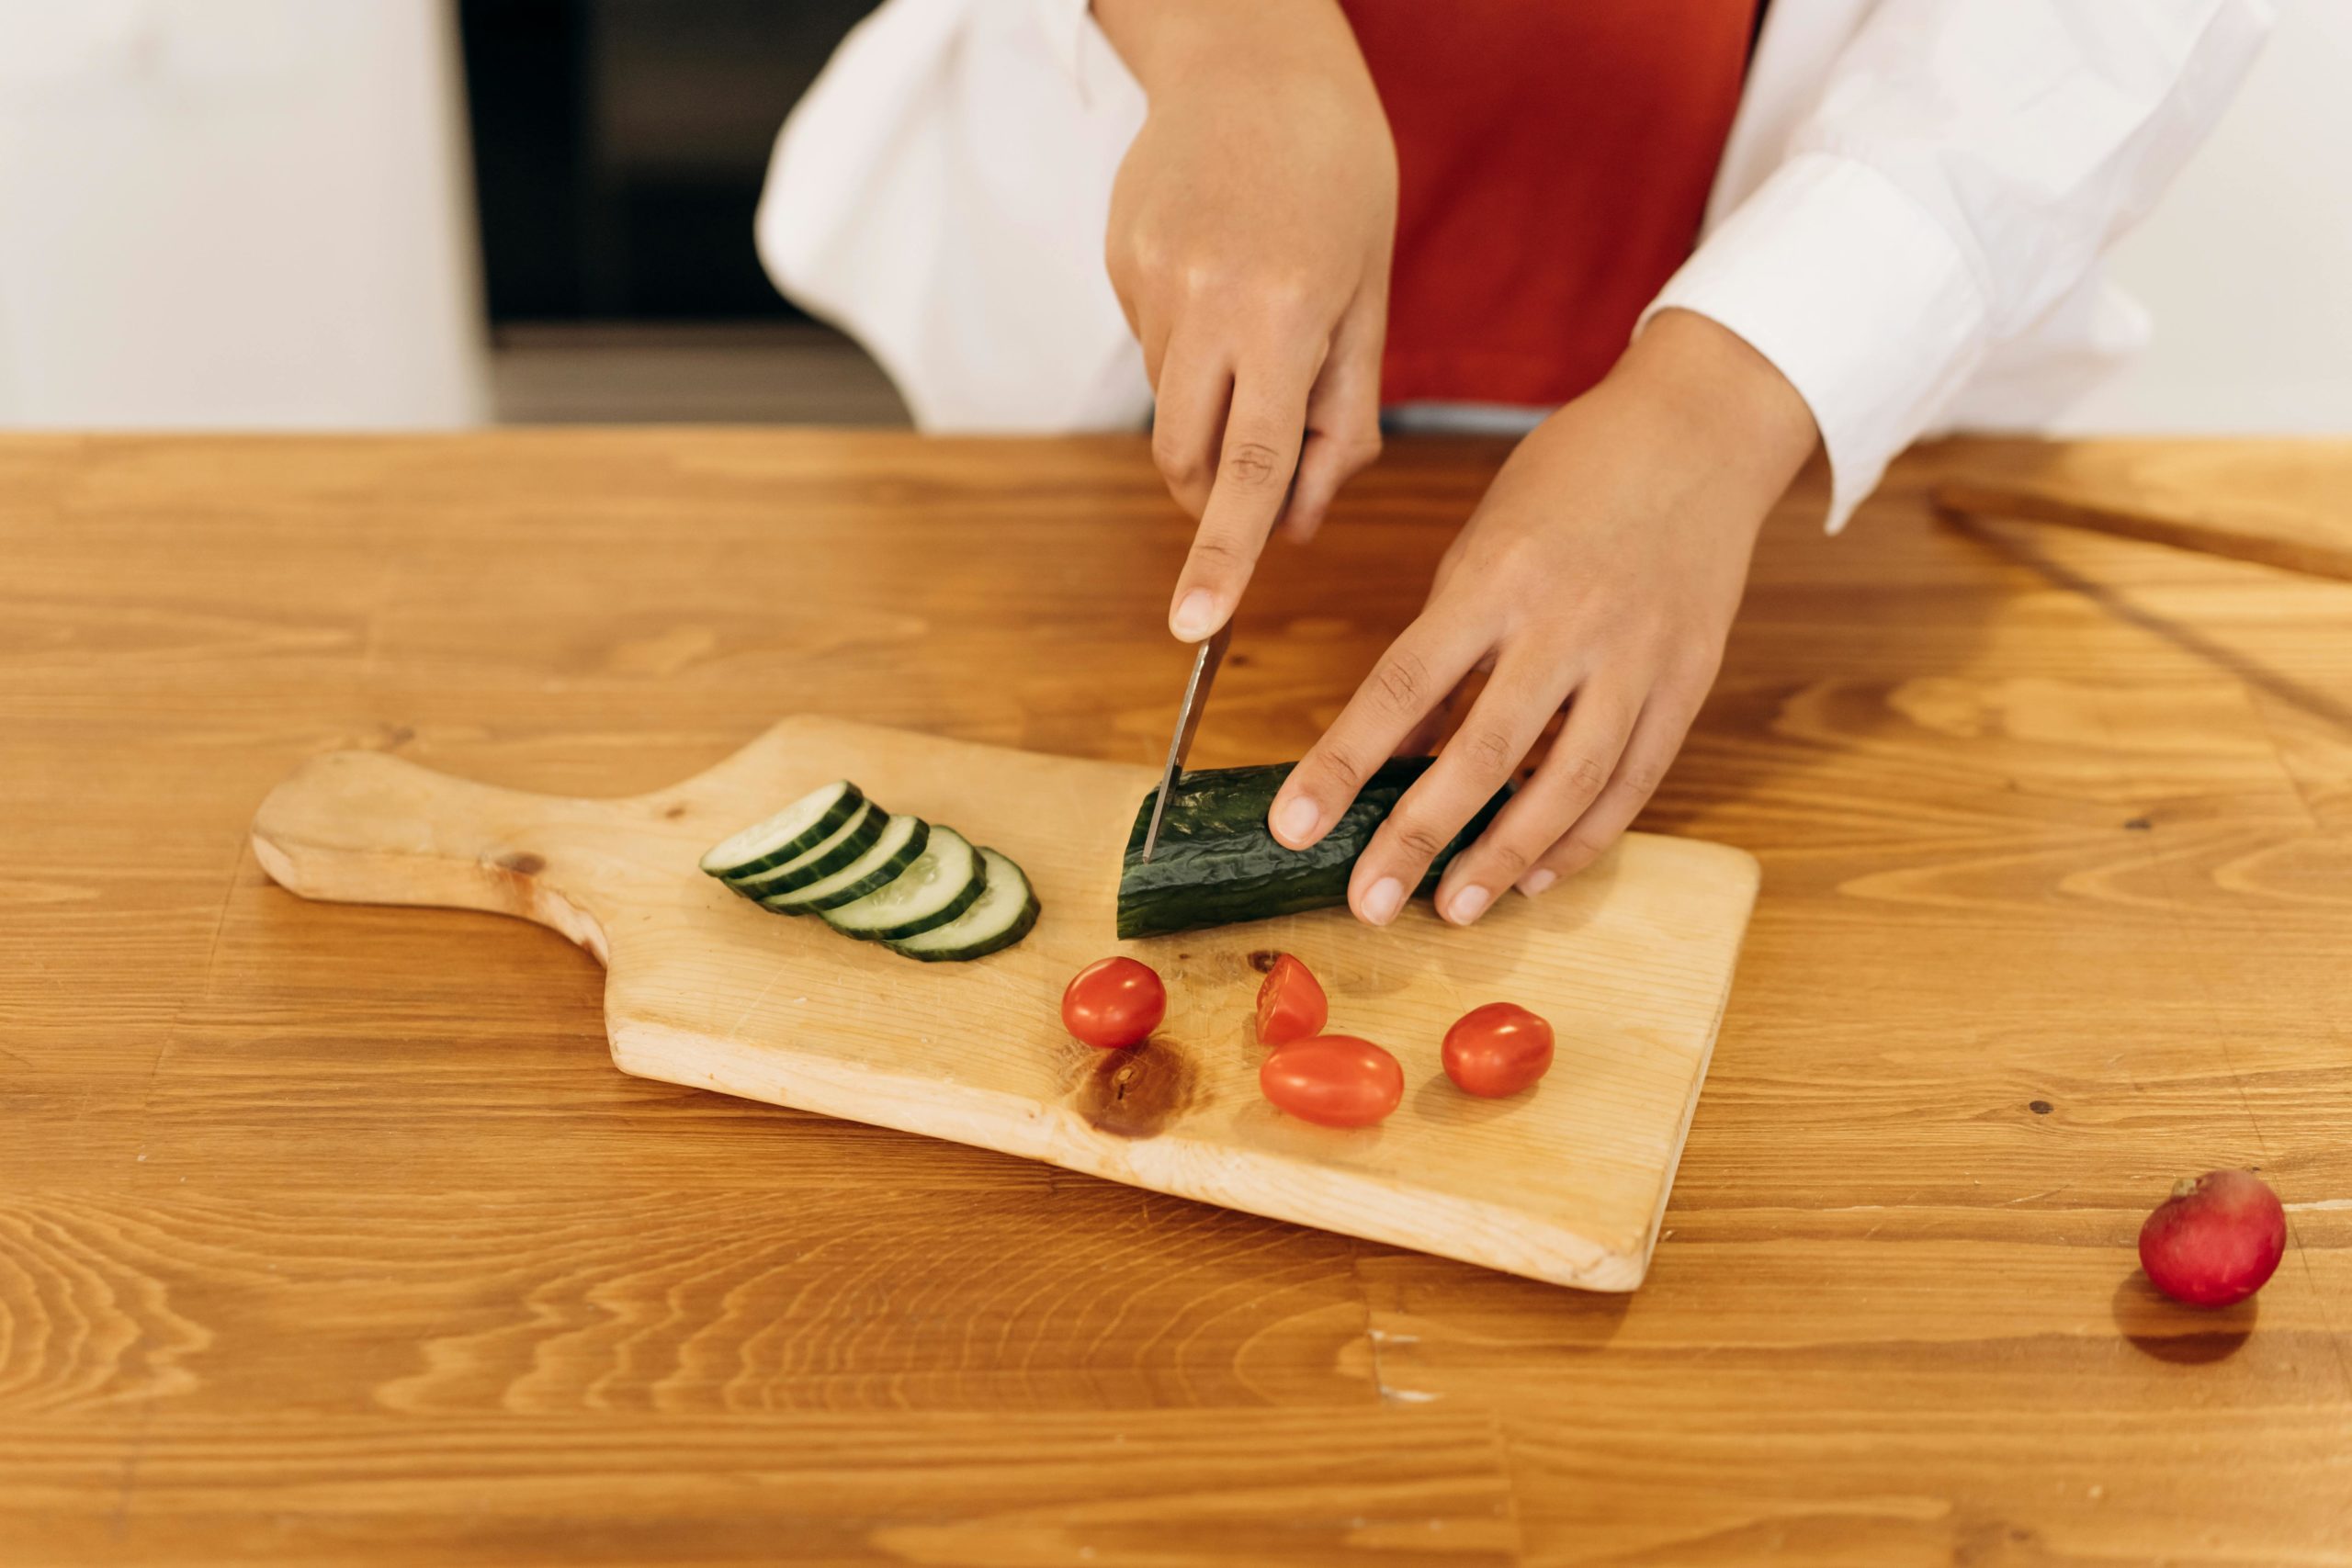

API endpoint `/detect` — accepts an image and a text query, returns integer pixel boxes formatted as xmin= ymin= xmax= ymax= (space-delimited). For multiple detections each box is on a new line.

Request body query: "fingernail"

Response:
xmin=1447 ymin=885 xmax=1491 ymax=925
xmin=1170 ymin=590 xmax=1217 ymax=641
xmin=1521 ymin=869 xmax=1556 ymax=897
xmin=1361 ymin=877 xmax=1404 ymax=925
xmin=1274 ymin=795 xmax=1320 ymax=847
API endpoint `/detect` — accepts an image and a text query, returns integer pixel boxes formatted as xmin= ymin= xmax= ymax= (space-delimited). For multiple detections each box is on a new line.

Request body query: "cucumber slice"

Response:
xmin=725 ymin=800 xmax=883 ymax=902
xmin=762 ymin=814 xmax=930 ymax=912
xmin=699 ymin=781 xmax=864 ymax=879
xmin=821 ymin=825 xmax=984 ymax=942
xmin=883 ymin=847 xmax=1039 ymax=962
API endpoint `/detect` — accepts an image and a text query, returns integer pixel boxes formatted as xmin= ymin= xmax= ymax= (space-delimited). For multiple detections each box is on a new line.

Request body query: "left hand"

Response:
xmin=1265 ymin=310 xmax=1819 ymax=927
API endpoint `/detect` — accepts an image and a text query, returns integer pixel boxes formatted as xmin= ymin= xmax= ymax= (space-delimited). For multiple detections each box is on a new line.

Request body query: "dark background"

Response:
xmin=458 ymin=0 xmax=881 ymax=323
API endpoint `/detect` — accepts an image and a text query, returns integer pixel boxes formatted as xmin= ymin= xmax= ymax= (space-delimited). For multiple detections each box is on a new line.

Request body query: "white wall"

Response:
xmin=2056 ymin=0 xmax=2352 ymax=434
xmin=0 ymin=0 xmax=487 ymax=428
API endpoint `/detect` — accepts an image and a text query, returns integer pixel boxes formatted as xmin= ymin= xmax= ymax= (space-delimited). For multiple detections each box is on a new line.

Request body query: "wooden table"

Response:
xmin=4 ymin=431 xmax=2346 ymax=1565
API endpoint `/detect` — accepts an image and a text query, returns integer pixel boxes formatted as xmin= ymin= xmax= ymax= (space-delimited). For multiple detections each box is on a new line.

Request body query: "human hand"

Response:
xmin=1096 ymin=0 xmax=1396 ymax=641
xmin=1265 ymin=310 xmax=1820 ymax=926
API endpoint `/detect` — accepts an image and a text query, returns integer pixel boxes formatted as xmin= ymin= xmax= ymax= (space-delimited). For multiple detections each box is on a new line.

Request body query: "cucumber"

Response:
xmin=762 ymin=814 xmax=930 ymax=912
xmin=724 ymin=799 xmax=883 ymax=902
xmin=699 ymin=781 xmax=863 ymax=879
xmin=821 ymin=824 xmax=985 ymax=941
xmin=1115 ymin=756 xmax=1512 ymax=939
xmin=884 ymin=847 xmax=1039 ymax=961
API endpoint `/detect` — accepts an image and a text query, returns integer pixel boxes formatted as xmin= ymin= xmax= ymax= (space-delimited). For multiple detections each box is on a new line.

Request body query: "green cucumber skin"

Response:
xmin=699 ymin=783 xmax=864 ymax=879
xmin=725 ymin=803 xmax=883 ymax=899
xmin=882 ymin=888 xmax=1040 ymax=962
xmin=1115 ymin=757 xmax=1511 ymax=939
xmin=826 ymin=863 xmax=989 ymax=942
xmin=769 ymin=818 xmax=932 ymax=913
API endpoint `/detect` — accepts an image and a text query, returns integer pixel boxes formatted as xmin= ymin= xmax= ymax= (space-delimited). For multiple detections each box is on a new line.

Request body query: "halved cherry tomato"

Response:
xmin=1254 ymin=953 xmax=1329 ymax=1047
xmin=1442 ymin=1003 xmax=1555 ymax=1098
xmin=1260 ymin=1035 xmax=1404 ymax=1128
xmin=1061 ymin=956 xmax=1166 ymax=1049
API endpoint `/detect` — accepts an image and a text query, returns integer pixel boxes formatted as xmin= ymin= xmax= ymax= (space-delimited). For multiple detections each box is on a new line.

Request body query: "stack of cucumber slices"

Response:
xmin=698 ymin=781 xmax=1039 ymax=961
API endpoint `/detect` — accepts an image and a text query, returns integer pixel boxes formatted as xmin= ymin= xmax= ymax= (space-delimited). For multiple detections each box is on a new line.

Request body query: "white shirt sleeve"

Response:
xmin=757 ymin=0 xmax=1149 ymax=432
xmin=1646 ymin=0 xmax=2273 ymax=530
xmin=1029 ymin=0 xmax=1100 ymax=98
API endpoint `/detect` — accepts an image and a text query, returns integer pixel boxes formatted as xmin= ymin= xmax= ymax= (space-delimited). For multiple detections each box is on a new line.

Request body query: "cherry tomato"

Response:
xmin=1259 ymin=1035 xmax=1404 ymax=1128
xmin=1061 ymin=956 xmax=1166 ymax=1049
xmin=1254 ymin=953 xmax=1329 ymax=1047
xmin=1442 ymin=1003 xmax=1555 ymax=1098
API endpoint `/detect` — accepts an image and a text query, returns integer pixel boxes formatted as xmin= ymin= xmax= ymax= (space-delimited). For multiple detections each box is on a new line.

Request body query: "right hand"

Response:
xmin=1097 ymin=0 xmax=1396 ymax=642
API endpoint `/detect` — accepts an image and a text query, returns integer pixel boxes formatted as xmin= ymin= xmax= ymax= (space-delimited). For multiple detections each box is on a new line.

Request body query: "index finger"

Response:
xmin=1267 ymin=615 xmax=1487 ymax=853
xmin=1167 ymin=355 xmax=1317 ymax=642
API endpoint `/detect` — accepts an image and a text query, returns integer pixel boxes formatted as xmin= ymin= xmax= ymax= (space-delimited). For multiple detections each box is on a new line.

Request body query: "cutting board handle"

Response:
xmin=250 ymin=749 xmax=615 ymax=961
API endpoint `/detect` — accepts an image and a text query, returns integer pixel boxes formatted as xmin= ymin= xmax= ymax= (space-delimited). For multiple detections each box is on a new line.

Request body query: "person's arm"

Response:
xmin=1653 ymin=0 xmax=2275 ymax=533
xmin=1092 ymin=0 xmax=1396 ymax=640
xmin=1271 ymin=0 xmax=2271 ymax=928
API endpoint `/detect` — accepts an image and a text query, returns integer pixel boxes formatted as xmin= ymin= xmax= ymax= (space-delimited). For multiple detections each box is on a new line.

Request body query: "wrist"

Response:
xmin=1610 ymin=309 xmax=1819 ymax=497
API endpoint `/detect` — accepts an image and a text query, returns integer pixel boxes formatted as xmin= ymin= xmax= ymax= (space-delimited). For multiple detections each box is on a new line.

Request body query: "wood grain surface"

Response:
xmin=250 ymin=717 xmax=1757 ymax=1291
xmin=3 ymin=430 xmax=2348 ymax=1565
xmin=1932 ymin=437 xmax=2352 ymax=581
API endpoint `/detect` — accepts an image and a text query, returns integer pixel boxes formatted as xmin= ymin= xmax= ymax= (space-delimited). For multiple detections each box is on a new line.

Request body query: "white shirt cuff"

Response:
xmin=1642 ymin=151 xmax=1990 ymax=532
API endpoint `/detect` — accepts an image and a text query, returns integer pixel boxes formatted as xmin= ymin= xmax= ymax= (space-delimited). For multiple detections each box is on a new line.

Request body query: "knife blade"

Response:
xmin=1138 ymin=620 xmax=1232 ymax=863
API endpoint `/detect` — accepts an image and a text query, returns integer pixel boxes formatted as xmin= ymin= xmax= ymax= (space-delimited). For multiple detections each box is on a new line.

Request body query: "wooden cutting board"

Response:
xmin=251 ymin=716 xmax=1759 ymax=1292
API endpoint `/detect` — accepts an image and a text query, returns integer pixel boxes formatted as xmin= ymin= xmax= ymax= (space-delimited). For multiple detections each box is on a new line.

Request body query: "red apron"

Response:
xmin=1339 ymin=1 xmax=1758 ymax=407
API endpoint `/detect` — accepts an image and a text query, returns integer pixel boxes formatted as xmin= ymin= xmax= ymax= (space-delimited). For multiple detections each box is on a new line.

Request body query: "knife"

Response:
xmin=1137 ymin=621 xmax=1232 ymax=863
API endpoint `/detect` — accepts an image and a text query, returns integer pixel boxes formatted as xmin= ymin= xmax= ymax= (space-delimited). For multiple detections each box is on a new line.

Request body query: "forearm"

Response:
xmin=1092 ymin=0 xmax=1371 ymax=96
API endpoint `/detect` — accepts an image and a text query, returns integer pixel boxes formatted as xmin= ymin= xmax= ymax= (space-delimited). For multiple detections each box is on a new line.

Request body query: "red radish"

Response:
xmin=2138 ymin=1169 xmax=2286 ymax=1308
xmin=1254 ymin=953 xmax=1328 ymax=1046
